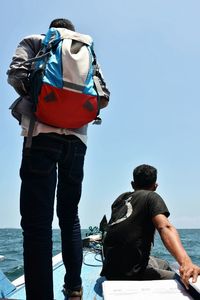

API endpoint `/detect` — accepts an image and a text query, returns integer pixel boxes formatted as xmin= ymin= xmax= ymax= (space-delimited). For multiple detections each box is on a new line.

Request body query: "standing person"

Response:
xmin=101 ymin=164 xmax=200 ymax=289
xmin=7 ymin=18 xmax=110 ymax=300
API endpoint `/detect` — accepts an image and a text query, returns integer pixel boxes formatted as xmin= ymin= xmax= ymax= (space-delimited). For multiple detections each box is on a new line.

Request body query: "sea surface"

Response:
xmin=0 ymin=228 xmax=199 ymax=282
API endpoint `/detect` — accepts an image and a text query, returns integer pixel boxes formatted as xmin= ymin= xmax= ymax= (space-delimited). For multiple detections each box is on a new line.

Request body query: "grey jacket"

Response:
xmin=7 ymin=34 xmax=43 ymax=96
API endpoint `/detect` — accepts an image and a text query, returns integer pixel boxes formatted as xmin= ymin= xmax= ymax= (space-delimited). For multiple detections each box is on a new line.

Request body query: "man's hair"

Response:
xmin=49 ymin=18 xmax=75 ymax=31
xmin=133 ymin=164 xmax=157 ymax=188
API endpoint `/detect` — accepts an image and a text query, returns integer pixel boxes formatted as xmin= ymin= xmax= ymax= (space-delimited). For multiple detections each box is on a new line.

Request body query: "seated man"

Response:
xmin=101 ymin=164 xmax=200 ymax=289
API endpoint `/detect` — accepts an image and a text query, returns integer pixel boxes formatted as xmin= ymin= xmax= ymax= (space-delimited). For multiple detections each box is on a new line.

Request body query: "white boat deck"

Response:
xmin=103 ymin=279 xmax=196 ymax=300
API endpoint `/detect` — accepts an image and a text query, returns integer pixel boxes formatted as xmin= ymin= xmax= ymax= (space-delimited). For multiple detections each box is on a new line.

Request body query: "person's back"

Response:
xmin=7 ymin=19 xmax=91 ymax=146
xmin=101 ymin=189 xmax=169 ymax=279
xmin=101 ymin=164 xmax=200 ymax=289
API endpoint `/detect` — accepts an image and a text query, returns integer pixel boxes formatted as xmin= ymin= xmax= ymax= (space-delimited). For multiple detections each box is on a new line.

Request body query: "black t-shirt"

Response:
xmin=101 ymin=190 xmax=170 ymax=280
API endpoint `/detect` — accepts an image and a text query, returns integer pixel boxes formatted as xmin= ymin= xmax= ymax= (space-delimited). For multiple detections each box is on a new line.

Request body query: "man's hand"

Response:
xmin=179 ymin=260 xmax=200 ymax=289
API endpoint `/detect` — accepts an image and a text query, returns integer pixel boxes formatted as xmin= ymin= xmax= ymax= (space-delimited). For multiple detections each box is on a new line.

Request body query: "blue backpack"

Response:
xmin=28 ymin=27 xmax=109 ymax=128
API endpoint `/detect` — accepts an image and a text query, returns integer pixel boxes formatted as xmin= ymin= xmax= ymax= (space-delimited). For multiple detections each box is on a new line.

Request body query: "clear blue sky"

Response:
xmin=1 ymin=0 xmax=200 ymax=229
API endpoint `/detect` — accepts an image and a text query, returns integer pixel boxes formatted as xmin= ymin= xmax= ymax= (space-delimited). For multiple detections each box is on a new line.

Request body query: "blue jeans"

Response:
xmin=20 ymin=133 xmax=87 ymax=300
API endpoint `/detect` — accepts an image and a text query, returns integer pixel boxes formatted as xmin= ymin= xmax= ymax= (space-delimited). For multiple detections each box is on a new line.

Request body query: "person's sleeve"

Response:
xmin=7 ymin=35 xmax=42 ymax=95
xmin=97 ymin=65 xmax=110 ymax=99
xmin=147 ymin=192 xmax=170 ymax=219
xmin=93 ymin=62 xmax=110 ymax=109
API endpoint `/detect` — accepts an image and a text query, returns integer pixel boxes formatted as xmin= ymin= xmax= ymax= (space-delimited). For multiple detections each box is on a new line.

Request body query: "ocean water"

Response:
xmin=0 ymin=228 xmax=199 ymax=282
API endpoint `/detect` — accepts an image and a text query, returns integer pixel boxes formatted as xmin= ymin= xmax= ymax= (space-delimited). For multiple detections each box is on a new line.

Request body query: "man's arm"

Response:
xmin=7 ymin=34 xmax=43 ymax=95
xmin=152 ymin=214 xmax=200 ymax=289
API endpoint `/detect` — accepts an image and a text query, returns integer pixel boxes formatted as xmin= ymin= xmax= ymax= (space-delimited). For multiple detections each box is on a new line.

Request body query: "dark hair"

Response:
xmin=133 ymin=164 xmax=157 ymax=188
xmin=49 ymin=18 xmax=75 ymax=31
